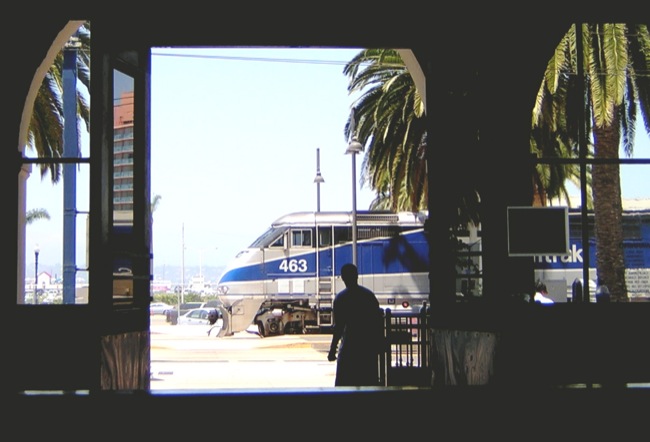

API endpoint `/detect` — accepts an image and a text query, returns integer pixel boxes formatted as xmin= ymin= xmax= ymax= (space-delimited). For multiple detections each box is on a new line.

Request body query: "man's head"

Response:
xmin=341 ymin=263 xmax=358 ymax=286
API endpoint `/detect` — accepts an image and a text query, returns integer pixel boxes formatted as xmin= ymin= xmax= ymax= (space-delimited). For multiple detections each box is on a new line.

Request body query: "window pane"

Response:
xmin=24 ymin=163 xmax=90 ymax=304
xmin=112 ymin=70 xmax=136 ymax=305
xmin=621 ymin=164 xmax=650 ymax=301
xmin=621 ymin=164 xmax=650 ymax=201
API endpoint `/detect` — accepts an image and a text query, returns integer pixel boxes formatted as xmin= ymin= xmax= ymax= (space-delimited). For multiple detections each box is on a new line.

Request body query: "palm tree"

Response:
xmin=26 ymin=209 xmax=51 ymax=224
xmin=28 ymin=22 xmax=90 ymax=183
xmin=532 ymin=23 xmax=650 ymax=302
xmin=151 ymin=194 xmax=162 ymax=215
xmin=344 ymin=49 xmax=481 ymax=229
xmin=343 ymin=49 xmax=428 ymax=212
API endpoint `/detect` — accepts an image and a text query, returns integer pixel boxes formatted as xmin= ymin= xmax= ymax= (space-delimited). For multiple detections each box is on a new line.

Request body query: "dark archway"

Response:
xmin=6 ymin=7 xmax=647 ymax=437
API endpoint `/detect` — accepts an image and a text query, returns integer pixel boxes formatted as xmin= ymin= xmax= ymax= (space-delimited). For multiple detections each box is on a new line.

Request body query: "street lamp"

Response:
xmin=313 ymin=148 xmax=325 ymax=212
xmin=346 ymin=137 xmax=363 ymax=266
xmin=33 ymin=244 xmax=40 ymax=304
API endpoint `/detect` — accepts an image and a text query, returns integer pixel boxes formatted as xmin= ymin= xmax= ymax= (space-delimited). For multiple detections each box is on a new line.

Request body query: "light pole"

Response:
xmin=34 ymin=245 xmax=40 ymax=304
xmin=346 ymin=137 xmax=363 ymax=266
xmin=313 ymin=148 xmax=325 ymax=212
xmin=181 ymin=223 xmax=185 ymax=305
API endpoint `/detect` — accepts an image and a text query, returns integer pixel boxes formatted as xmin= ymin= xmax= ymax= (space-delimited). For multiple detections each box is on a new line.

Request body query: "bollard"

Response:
xmin=595 ymin=285 xmax=611 ymax=303
xmin=571 ymin=278 xmax=583 ymax=303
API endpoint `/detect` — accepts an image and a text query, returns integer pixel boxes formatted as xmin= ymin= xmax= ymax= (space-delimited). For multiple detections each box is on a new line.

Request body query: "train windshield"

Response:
xmin=249 ymin=226 xmax=287 ymax=248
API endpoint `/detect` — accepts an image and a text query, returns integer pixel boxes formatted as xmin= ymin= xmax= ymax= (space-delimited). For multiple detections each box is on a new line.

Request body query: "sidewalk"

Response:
xmin=149 ymin=315 xmax=337 ymax=390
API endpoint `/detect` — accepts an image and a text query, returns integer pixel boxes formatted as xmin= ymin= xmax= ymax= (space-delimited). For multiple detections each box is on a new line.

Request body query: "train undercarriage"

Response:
xmin=254 ymin=300 xmax=332 ymax=337
xmin=216 ymin=297 xmax=333 ymax=338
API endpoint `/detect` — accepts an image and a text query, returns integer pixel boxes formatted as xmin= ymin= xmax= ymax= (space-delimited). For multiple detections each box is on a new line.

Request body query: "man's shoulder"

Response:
xmin=334 ymin=289 xmax=350 ymax=302
xmin=358 ymin=285 xmax=377 ymax=296
xmin=335 ymin=288 xmax=350 ymax=297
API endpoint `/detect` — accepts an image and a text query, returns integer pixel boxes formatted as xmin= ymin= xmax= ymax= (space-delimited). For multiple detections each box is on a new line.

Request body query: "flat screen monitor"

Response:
xmin=507 ymin=206 xmax=569 ymax=257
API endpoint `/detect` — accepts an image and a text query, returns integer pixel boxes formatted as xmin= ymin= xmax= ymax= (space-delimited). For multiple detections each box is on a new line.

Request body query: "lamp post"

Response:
xmin=346 ymin=137 xmax=363 ymax=266
xmin=34 ymin=245 xmax=40 ymax=304
xmin=181 ymin=223 xmax=185 ymax=305
xmin=313 ymin=148 xmax=325 ymax=212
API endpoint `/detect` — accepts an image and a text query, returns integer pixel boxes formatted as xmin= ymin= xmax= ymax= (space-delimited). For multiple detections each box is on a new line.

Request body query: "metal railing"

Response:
xmin=380 ymin=307 xmax=431 ymax=387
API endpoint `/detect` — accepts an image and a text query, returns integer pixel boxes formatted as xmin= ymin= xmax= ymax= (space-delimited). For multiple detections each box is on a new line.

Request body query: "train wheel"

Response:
xmin=257 ymin=322 xmax=266 ymax=337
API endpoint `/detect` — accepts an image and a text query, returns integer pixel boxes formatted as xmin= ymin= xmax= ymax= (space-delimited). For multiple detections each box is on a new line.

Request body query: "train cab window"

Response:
xmin=251 ymin=227 xmax=288 ymax=248
xmin=270 ymin=234 xmax=285 ymax=248
xmin=334 ymin=226 xmax=352 ymax=244
xmin=292 ymin=229 xmax=312 ymax=247
xmin=319 ymin=229 xmax=332 ymax=247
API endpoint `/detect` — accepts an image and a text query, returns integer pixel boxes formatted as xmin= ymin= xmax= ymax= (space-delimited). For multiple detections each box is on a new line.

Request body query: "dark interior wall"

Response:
xmin=3 ymin=16 xmax=75 ymax=393
xmin=4 ymin=5 xmax=649 ymax=434
xmin=475 ymin=21 xmax=573 ymax=298
xmin=419 ymin=19 xmax=575 ymax=299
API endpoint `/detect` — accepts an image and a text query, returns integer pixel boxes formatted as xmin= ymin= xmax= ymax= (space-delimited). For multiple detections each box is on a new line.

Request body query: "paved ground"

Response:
xmin=150 ymin=315 xmax=337 ymax=390
xmin=150 ymin=316 xmax=650 ymax=391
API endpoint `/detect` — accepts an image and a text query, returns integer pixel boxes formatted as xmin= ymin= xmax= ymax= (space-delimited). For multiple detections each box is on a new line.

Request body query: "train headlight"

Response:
xmin=217 ymin=285 xmax=229 ymax=295
xmin=402 ymin=301 xmax=410 ymax=309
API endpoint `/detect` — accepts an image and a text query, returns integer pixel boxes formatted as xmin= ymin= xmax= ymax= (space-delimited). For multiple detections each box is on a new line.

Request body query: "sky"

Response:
xmin=24 ymin=47 xmax=650 ymax=278
xmin=149 ymin=47 xmax=375 ymax=270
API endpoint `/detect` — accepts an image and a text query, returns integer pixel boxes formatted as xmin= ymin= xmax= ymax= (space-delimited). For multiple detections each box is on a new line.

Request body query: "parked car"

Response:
xmin=177 ymin=307 xmax=222 ymax=326
xmin=165 ymin=302 xmax=203 ymax=323
xmin=204 ymin=299 xmax=223 ymax=309
xmin=150 ymin=302 xmax=173 ymax=315
xmin=165 ymin=301 xmax=223 ymax=323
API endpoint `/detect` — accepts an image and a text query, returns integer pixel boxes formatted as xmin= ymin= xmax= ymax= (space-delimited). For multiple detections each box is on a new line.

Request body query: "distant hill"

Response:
xmin=29 ymin=264 xmax=225 ymax=288
xmin=153 ymin=265 xmax=226 ymax=286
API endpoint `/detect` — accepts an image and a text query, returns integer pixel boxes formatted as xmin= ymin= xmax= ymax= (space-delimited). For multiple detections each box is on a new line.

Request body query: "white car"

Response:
xmin=150 ymin=302 xmax=173 ymax=315
xmin=177 ymin=307 xmax=221 ymax=326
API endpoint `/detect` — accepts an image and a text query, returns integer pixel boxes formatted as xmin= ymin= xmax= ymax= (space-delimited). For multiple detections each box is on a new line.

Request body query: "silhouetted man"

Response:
xmin=327 ymin=263 xmax=384 ymax=386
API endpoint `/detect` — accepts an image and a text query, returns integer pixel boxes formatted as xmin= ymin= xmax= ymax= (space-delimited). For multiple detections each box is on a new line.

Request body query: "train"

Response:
xmin=534 ymin=204 xmax=650 ymax=302
xmin=214 ymin=207 xmax=650 ymax=337
xmin=214 ymin=211 xmax=430 ymax=337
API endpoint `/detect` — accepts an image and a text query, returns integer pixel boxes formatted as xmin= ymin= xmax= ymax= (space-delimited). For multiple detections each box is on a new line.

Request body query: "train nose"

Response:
xmin=217 ymin=285 xmax=229 ymax=295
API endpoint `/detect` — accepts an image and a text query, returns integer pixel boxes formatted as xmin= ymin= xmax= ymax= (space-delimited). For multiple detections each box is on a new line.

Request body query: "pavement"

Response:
xmin=149 ymin=315 xmax=337 ymax=390
xmin=150 ymin=316 xmax=650 ymax=391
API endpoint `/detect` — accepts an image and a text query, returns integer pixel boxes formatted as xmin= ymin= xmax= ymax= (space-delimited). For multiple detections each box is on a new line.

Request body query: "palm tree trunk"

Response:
xmin=592 ymin=113 xmax=628 ymax=302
